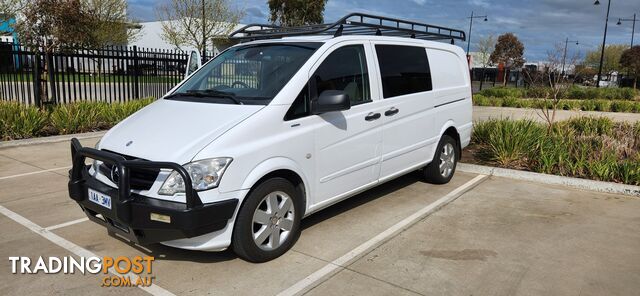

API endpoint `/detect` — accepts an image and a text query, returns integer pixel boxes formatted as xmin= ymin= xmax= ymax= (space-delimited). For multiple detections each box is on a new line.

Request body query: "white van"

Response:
xmin=68 ymin=13 xmax=472 ymax=262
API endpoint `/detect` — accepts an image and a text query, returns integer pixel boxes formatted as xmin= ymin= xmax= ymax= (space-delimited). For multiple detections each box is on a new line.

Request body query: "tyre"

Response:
xmin=423 ymin=135 xmax=458 ymax=184
xmin=232 ymin=177 xmax=302 ymax=262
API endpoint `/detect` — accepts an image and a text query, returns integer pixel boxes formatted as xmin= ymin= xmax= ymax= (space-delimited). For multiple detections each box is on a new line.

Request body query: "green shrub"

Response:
xmin=484 ymin=119 xmax=545 ymax=166
xmin=611 ymin=101 xmax=634 ymax=113
xmin=0 ymin=98 xmax=154 ymax=140
xmin=470 ymin=117 xmax=639 ymax=186
xmin=522 ymin=87 xmax=548 ymax=98
xmin=488 ymin=97 xmax=503 ymax=107
xmin=562 ymin=116 xmax=614 ymax=136
xmin=0 ymin=102 xmax=48 ymax=140
xmin=501 ymin=96 xmax=519 ymax=107
xmin=594 ymin=100 xmax=611 ymax=112
xmin=516 ymin=99 xmax=532 ymax=108
xmin=472 ymin=95 xmax=490 ymax=106
xmin=478 ymin=87 xmax=523 ymax=98
xmin=580 ymin=100 xmax=597 ymax=111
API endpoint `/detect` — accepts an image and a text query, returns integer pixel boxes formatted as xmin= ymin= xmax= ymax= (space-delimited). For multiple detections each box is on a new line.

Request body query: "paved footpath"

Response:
xmin=473 ymin=106 xmax=640 ymax=123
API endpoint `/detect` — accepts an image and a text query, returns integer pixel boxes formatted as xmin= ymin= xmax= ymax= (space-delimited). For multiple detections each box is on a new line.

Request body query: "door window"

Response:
xmin=313 ymin=45 xmax=371 ymax=105
xmin=285 ymin=44 xmax=371 ymax=120
xmin=375 ymin=45 xmax=432 ymax=98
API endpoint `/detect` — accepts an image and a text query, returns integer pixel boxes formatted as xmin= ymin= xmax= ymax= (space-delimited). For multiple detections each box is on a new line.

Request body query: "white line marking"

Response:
xmin=0 ymin=166 xmax=72 ymax=180
xmin=44 ymin=217 xmax=90 ymax=231
xmin=278 ymin=174 xmax=488 ymax=296
xmin=0 ymin=205 xmax=175 ymax=296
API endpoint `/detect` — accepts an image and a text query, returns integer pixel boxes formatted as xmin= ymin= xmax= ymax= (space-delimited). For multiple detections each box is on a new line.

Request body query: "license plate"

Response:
xmin=88 ymin=188 xmax=112 ymax=209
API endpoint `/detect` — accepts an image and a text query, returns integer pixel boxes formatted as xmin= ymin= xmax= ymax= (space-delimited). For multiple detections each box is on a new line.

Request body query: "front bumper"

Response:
xmin=67 ymin=138 xmax=238 ymax=244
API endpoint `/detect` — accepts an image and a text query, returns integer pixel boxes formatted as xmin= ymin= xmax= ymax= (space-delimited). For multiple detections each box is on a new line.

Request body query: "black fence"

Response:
xmin=0 ymin=43 xmax=199 ymax=105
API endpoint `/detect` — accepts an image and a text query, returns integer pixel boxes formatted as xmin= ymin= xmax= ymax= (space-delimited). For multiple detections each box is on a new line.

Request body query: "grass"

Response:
xmin=477 ymin=86 xmax=639 ymax=101
xmin=473 ymin=95 xmax=640 ymax=113
xmin=0 ymin=98 xmax=154 ymax=140
xmin=468 ymin=117 xmax=640 ymax=186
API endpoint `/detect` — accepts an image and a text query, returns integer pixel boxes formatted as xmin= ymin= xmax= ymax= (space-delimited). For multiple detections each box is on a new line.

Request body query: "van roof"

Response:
xmin=229 ymin=12 xmax=466 ymax=44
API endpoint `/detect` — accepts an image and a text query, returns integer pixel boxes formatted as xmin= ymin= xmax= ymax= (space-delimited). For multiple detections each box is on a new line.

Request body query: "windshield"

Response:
xmin=168 ymin=42 xmax=322 ymax=105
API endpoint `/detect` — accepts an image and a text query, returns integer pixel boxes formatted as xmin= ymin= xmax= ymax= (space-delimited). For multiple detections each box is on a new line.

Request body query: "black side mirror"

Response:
xmin=311 ymin=90 xmax=351 ymax=115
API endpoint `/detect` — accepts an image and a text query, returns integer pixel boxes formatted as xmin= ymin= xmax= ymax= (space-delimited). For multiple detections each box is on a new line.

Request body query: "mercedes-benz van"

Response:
xmin=68 ymin=13 xmax=472 ymax=262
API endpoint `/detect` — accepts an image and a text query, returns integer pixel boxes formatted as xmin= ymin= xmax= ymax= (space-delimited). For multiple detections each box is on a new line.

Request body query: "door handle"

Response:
xmin=385 ymin=107 xmax=399 ymax=116
xmin=365 ymin=112 xmax=381 ymax=121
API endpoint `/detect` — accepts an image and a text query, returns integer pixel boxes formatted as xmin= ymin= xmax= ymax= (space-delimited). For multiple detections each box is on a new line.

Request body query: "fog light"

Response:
xmin=150 ymin=213 xmax=171 ymax=224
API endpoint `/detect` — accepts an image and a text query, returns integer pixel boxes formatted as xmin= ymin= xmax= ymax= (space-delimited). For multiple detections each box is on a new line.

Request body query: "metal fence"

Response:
xmin=0 ymin=43 xmax=194 ymax=105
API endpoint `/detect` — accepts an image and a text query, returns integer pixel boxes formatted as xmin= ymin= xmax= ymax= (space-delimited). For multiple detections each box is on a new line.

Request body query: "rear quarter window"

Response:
xmin=375 ymin=45 xmax=432 ymax=98
xmin=426 ymin=49 xmax=466 ymax=90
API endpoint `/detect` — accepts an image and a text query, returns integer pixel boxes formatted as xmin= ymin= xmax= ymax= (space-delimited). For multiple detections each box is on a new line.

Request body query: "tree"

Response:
xmin=268 ymin=0 xmax=327 ymax=27
xmin=620 ymin=45 xmax=640 ymax=89
xmin=490 ymin=33 xmax=525 ymax=86
xmin=84 ymin=0 xmax=139 ymax=48
xmin=15 ymin=0 xmax=93 ymax=51
xmin=156 ymin=0 xmax=244 ymax=58
xmin=476 ymin=34 xmax=495 ymax=90
xmin=14 ymin=0 xmax=137 ymax=50
xmin=524 ymin=43 xmax=581 ymax=132
xmin=584 ymin=44 xmax=627 ymax=75
xmin=0 ymin=0 xmax=26 ymax=22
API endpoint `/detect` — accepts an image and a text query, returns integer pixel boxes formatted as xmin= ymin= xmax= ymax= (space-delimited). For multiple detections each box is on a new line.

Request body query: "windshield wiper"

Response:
xmin=164 ymin=89 xmax=243 ymax=105
xmin=193 ymin=89 xmax=244 ymax=105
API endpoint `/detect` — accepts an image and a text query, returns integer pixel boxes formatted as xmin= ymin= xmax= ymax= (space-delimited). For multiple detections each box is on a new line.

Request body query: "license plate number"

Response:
xmin=88 ymin=188 xmax=111 ymax=209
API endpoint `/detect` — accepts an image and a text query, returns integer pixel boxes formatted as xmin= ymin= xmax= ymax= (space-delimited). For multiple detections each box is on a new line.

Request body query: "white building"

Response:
xmin=131 ymin=20 xmax=246 ymax=55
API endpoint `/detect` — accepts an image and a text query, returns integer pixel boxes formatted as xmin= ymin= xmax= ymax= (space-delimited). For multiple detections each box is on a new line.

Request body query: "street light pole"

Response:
xmin=617 ymin=13 xmax=636 ymax=47
xmin=594 ymin=0 xmax=612 ymax=88
xmin=466 ymin=11 xmax=488 ymax=56
xmin=561 ymin=38 xmax=579 ymax=77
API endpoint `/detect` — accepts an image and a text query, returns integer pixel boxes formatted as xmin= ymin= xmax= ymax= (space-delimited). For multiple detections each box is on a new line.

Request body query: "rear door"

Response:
xmin=371 ymin=42 xmax=439 ymax=181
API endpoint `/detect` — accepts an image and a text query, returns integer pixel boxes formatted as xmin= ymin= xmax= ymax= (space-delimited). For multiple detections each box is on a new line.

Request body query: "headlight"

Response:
xmin=158 ymin=158 xmax=232 ymax=195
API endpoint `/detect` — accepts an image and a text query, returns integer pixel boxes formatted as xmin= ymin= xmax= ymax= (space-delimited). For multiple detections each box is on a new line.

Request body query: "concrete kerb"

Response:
xmin=458 ymin=163 xmax=640 ymax=197
xmin=0 ymin=131 xmax=106 ymax=149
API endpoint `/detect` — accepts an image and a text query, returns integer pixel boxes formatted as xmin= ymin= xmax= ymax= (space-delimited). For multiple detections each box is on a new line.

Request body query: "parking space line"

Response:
xmin=0 ymin=166 xmax=72 ymax=180
xmin=0 ymin=205 xmax=175 ymax=296
xmin=278 ymin=174 xmax=488 ymax=296
xmin=44 ymin=217 xmax=90 ymax=231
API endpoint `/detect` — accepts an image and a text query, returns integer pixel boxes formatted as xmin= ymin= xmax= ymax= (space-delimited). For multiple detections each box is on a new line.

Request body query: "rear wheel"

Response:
xmin=423 ymin=135 xmax=458 ymax=184
xmin=232 ymin=178 xmax=302 ymax=262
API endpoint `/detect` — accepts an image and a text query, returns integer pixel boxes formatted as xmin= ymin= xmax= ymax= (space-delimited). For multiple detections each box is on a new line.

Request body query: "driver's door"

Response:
xmin=309 ymin=42 xmax=386 ymax=208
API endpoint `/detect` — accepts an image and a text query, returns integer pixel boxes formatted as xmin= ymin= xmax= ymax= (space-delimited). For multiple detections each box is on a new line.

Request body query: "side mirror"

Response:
xmin=311 ymin=90 xmax=351 ymax=115
xmin=185 ymin=50 xmax=202 ymax=78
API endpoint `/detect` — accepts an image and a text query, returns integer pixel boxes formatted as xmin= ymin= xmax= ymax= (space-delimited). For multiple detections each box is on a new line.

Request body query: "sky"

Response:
xmin=127 ymin=0 xmax=639 ymax=62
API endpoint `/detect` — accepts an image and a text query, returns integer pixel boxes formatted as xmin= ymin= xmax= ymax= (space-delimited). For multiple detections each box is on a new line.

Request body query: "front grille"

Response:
xmin=98 ymin=150 xmax=160 ymax=191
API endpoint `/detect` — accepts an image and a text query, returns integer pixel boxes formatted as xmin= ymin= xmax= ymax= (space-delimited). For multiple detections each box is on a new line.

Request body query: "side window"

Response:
xmin=375 ymin=45 xmax=432 ymax=98
xmin=312 ymin=45 xmax=371 ymax=105
xmin=284 ymin=83 xmax=310 ymax=120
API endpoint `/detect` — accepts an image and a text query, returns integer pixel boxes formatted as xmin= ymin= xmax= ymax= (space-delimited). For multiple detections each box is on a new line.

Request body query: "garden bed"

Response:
xmin=473 ymin=95 xmax=640 ymax=113
xmin=0 ymin=99 xmax=154 ymax=140
xmin=463 ymin=117 xmax=640 ymax=186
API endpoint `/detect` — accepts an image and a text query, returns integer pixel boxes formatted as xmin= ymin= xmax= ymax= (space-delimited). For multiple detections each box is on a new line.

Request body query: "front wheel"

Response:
xmin=232 ymin=178 xmax=302 ymax=262
xmin=423 ymin=135 xmax=458 ymax=184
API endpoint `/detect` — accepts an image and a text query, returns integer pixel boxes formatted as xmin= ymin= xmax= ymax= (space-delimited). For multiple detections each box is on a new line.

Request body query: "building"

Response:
xmin=131 ymin=20 xmax=246 ymax=55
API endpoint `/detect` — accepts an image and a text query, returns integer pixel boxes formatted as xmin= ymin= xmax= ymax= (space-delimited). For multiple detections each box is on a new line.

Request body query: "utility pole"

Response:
xmin=202 ymin=0 xmax=206 ymax=61
xmin=561 ymin=38 xmax=579 ymax=77
xmin=594 ymin=0 xmax=612 ymax=88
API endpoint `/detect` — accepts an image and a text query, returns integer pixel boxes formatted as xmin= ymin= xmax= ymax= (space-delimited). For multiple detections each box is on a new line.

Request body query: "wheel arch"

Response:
xmin=240 ymin=158 xmax=309 ymax=215
xmin=439 ymin=121 xmax=461 ymax=158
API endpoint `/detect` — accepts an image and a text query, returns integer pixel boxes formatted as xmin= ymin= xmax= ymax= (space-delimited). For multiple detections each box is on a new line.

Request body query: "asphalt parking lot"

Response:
xmin=1 ymin=138 xmax=639 ymax=295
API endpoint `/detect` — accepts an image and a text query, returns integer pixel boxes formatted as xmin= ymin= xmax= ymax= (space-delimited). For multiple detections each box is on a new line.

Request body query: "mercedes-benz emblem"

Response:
xmin=110 ymin=166 xmax=120 ymax=183
xmin=126 ymin=140 xmax=133 ymax=147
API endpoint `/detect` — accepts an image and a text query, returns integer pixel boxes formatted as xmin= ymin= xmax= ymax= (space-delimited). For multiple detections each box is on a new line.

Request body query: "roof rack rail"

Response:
xmin=229 ymin=12 xmax=466 ymax=43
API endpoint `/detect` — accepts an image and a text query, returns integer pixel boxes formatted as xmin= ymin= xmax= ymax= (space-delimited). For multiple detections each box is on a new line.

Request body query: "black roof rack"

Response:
xmin=229 ymin=12 xmax=466 ymax=44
